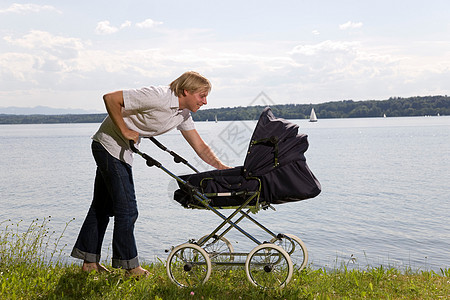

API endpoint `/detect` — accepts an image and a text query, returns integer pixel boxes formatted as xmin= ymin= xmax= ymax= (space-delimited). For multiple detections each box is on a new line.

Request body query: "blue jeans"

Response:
xmin=71 ymin=141 xmax=139 ymax=269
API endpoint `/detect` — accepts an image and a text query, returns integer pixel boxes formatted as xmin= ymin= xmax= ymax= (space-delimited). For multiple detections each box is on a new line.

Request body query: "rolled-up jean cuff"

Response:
xmin=112 ymin=256 xmax=139 ymax=269
xmin=71 ymin=247 xmax=100 ymax=263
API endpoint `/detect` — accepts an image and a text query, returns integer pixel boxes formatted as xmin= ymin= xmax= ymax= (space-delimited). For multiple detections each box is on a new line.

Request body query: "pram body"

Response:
xmin=131 ymin=107 xmax=321 ymax=289
xmin=174 ymin=107 xmax=321 ymax=208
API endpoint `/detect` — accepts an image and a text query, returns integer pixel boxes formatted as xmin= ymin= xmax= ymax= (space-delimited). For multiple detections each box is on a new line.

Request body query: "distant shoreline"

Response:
xmin=0 ymin=113 xmax=447 ymax=126
xmin=1 ymin=95 xmax=449 ymax=124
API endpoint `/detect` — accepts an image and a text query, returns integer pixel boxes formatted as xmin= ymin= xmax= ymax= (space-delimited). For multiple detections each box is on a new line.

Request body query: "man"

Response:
xmin=71 ymin=71 xmax=228 ymax=276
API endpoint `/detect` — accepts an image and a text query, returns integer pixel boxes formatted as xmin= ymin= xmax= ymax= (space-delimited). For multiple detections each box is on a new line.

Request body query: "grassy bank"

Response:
xmin=1 ymin=219 xmax=449 ymax=299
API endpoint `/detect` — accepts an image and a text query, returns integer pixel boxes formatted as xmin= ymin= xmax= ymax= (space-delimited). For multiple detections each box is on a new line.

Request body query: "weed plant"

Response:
xmin=0 ymin=219 xmax=448 ymax=299
xmin=0 ymin=217 xmax=71 ymax=268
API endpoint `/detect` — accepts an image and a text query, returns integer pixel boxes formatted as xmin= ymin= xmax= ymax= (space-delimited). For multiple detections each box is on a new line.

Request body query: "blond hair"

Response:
xmin=169 ymin=71 xmax=211 ymax=97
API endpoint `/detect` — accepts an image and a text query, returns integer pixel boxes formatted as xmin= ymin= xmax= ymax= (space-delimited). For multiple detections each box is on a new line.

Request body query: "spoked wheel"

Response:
xmin=199 ymin=235 xmax=234 ymax=263
xmin=270 ymin=233 xmax=308 ymax=271
xmin=166 ymin=243 xmax=212 ymax=287
xmin=245 ymin=244 xmax=293 ymax=289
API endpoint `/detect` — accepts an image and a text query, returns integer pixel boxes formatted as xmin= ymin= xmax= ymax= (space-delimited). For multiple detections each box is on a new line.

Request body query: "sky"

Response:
xmin=1 ymin=0 xmax=450 ymax=111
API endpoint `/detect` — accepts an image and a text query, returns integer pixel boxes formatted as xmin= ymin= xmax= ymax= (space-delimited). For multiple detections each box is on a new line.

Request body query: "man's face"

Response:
xmin=184 ymin=90 xmax=208 ymax=112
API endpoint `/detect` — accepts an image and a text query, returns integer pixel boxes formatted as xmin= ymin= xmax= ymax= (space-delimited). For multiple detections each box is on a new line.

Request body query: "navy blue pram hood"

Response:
xmin=174 ymin=107 xmax=321 ymax=207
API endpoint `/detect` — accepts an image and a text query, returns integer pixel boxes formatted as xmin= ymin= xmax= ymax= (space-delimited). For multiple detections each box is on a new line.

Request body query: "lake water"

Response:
xmin=1 ymin=116 xmax=449 ymax=272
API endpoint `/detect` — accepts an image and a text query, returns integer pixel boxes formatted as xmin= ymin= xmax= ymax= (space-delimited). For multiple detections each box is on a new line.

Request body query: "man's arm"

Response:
xmin=103 ymin=91 xmax=139 ymax=143
xmin=181 ymin=129 xmax=230 ymax=170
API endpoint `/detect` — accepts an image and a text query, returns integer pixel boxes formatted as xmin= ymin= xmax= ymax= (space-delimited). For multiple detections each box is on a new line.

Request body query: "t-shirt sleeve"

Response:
xmin=177 ymin=110 xmax=195 ymax=131
xmin=123 ymin=87 xmax=162 ymax=111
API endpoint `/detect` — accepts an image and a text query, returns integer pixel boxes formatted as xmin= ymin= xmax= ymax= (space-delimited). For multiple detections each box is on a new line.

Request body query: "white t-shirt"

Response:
xmin=92 ymin=86 xmax=195 ymax=165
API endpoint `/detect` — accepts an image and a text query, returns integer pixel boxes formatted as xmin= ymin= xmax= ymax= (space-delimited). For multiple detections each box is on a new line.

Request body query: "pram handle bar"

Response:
xmin=130 ymin=139 xmax=262 ymax=246
xmin=148 ymin=136 xmax=167 ymax=151
xmin=147 ymin=137 xmax=199 ymax=173
xmin=129 ymin=140 xmax=161 ymax=168
xmin=130 ymin=140 xmax=194 ymax=190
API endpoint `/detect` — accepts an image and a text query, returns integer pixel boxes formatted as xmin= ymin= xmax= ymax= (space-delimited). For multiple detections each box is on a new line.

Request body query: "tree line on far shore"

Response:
xmin=1 ymin=95 xmax=448 ymax=124
xmin=193 ymin=95 xmax=449 ymax=121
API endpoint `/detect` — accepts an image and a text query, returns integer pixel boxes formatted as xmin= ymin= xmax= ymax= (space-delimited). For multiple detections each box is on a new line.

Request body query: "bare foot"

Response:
xmin=82 ymin=262 xmax=110 ymax=273
xmin=126 ymin=266 xmax=150 ymax=278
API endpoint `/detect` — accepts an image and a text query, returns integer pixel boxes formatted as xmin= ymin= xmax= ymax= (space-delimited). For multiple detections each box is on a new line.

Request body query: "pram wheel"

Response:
xmin=245 ymin=244 xmax=293 ymax=289
xmin=199 ymin=235 xmax=235 ymax=263
xmin=166 ymin=243 xmax=212 ymax=288
xmin=270 ymin=233 xmax=308 ymax=271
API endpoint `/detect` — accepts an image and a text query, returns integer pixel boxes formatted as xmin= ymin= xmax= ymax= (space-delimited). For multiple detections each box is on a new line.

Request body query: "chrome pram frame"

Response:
xmin=131 ymin=138 xmax=308 ymax=289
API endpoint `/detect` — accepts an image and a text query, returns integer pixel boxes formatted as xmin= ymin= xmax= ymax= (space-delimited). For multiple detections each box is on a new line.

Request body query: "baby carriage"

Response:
xmin=131 ymin=107 xmax=321 ymax=289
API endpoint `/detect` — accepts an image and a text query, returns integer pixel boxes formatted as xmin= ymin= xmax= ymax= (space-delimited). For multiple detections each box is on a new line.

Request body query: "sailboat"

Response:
xmin=215 ymin=114 xmax=218 ymax=123
xmin=309 ymin=108 xmax=318 ymax=122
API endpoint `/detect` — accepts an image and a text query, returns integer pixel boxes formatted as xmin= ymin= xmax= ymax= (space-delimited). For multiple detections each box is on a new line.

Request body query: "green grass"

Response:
xmin=1 ymin=219 xmax=449 ymax=299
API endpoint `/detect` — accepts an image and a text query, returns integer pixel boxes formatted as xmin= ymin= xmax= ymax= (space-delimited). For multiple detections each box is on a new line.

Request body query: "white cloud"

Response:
xmin=0 ymin=3 xmax=61 ymax=14
xmin=290 ymin=40 xmax=360 ymax=56
xmin=0 ymin=52 xmax=36 ymax=83
xmin=286 ymin=40 xmax=400 ymax=93
xmin=312 ymin=30 xmax=320 ymax=36
xmin=94 ymin=18 xmax=164 ymax=36
xmin=1 ymin=31 xmax=88 ymax=91
xmin=120 ymin=21 xmax=132 ymax=29
xmin=339 ymin=21 xmax=363 ymax=30
xmin=2 ymin=27 xmax=450 ymax=109
xmin=95 ymin=21 xmax=119 ymax=35
xmin=136 ymin=18 xmax=163 ymax=29
xmin=4 ymin=30 xmax=84 ymax=54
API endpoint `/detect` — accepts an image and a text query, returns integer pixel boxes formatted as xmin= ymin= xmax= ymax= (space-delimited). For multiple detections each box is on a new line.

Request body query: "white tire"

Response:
xmin=270 ymin=233 xmax=308 ymax=271
xmin=244 ymin=243 xmax=293 ymax=289
xmin=199 ymin=235 xmax=235 ymax=262
xmin=166 ymin=243 xmax=212 ymax=287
